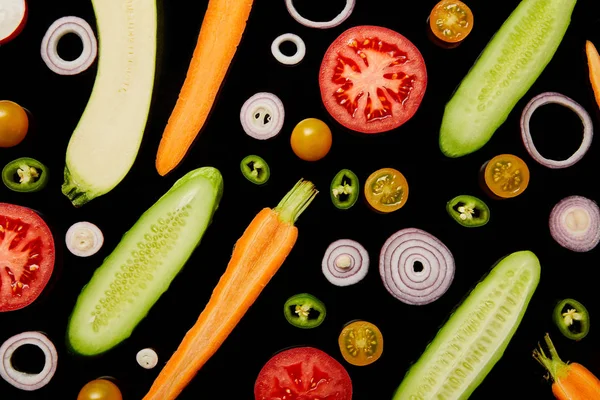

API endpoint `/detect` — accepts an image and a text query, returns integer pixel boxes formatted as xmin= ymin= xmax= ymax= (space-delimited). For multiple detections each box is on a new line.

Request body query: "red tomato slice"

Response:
xmin=254 ymin=347 xmax=352 ymax=400
xmin=319 ymin=25 xmax=427 ymax=134
xmin=0 ymin=203 xmax=55 ymax=312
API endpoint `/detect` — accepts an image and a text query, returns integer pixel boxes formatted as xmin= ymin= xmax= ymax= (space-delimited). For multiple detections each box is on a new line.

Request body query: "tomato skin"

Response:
xmin=338 ymin=320 xmax=384 ymax=366
xmin=0 ymin=100 xmax=29 ymax=148
xmin=0 ymin=203 xmax=55 ymax=312
xmin=77 ymin=379 xmax=123 ymax=400
xmin=319 ymin=25 xmax=427 ymax=134
xmin=364 ymin=168 xmax=409 ymax=213
xmin=254 ymin=347 xmax=352 ymax=400
xmin=290 ymin=118 xmax=333 ymax=161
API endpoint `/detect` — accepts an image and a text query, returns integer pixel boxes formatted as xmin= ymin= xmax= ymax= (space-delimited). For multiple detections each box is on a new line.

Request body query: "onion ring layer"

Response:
xmin=285 ymin=0 xmax=355 ymax=29
xmin=271 ymin=33 xmax=306 ymax=65
xmin=41 ymin=16 xmax=97 ymax=75
xmin=322 ymin=239 xmax=369 ymax=286
xmin=240 ymin=92 xmax=285 ymax=140
xmin=549 ymin=195 xmax=600 ymax=252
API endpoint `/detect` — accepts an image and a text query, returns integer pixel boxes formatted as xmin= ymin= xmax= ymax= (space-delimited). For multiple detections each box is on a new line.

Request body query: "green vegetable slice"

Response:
xmin=283 ymin=293 xmax=326 ymax=329
xmin=240 ymin=155 xmax=270 ymax=185
xmin=446 ymin=195 xmax=490 ymax=227
xmin=330 ymin=169 xmax=359 ymax=210
xmin=2 ymin=157 xmax=49 ymax=193
xmin=553 ymin=298 xmax=590 ymax=341
xmin=393 ymin=250 xmax=541 ymax=399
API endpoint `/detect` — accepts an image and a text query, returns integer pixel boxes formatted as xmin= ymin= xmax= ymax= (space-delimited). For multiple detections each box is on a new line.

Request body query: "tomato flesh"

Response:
xmin=254 ymin=347 xmax=352 ymax=400
xmin=338 ymin=320 xmax=384 ymax=366
xmin=0 ymin=203 xmax=55 ymax=311
xmin=482 ymin=154 xmax=530 ymax=199
xmin=429 ymin=0 xmax=474 ymax=43
xmin=319 ymin=26 xmax=427 ymax=134
xmin=364 ymin=168 xmax=409 ymax=213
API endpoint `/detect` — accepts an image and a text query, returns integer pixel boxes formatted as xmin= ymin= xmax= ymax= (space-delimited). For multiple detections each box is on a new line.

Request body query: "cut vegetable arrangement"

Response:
xmin=439 ymin=0 xmax=576 ymax=157
xmin=143 ymin=179 xmax=317 ymax=400
xmin=393 ymin=250 xmax=541 ymax=399
xmin=67 ymin=167 xmax=223 ymax=356
xmin=155 ymin=0 xmax=254 ymax=176
xmin=62 ymin=0 xmax=157 ymax=206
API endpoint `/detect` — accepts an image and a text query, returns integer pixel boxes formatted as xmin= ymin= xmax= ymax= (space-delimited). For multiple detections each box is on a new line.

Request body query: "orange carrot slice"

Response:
xmin=142 ymin=179 xmax=317 ymax=399
xmin=155 ymin=0 xmax=254 ymax=176
xmin=586 ymin=40 xmax=600 ymax=109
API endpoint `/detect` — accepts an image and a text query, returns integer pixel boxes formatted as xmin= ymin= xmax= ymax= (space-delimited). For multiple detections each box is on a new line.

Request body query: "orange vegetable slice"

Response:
xmin=429 ymin=0 xmax=474 ymax=44
xmin=483 ymin=154 xmax=530 ymax=199
xmin=338 ymin=320 xmax=384 ymax=366
xmin=586 ymin=40 xmax=600 ymax=109
xmin=364 ymin=167 xmax=409 ymax=213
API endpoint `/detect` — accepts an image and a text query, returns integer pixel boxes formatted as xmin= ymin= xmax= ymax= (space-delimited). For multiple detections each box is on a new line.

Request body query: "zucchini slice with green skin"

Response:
xmin=62 ymin=0 xmax=157 ymax=206
xmin=439 ymin=0 xmax=577 ymax=158
xmin=67 ymin=167 xmax=223 ymax=356
xmin=393 ymin=250 xmax=541 ymax=400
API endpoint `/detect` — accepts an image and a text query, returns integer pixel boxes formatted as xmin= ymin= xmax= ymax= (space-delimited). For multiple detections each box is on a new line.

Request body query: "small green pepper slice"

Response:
xmin=553 ymin=298 xmax=590 ymax=341
xmin=240 ymin=155 xmax=270 ymax=185
xmin=283 ymin=293 xmax=326 ymax=329
xmin=2 ymin=157 xmax=49 ymax=193
xmin=446 ymin=194 xmax=490 ymax=227
xmin=330 ymin=169 xmax=359 ymax=210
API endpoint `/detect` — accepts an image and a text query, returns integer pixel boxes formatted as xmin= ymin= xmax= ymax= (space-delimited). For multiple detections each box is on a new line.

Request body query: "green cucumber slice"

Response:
xmin=67 ymin=167 xmax=223 ymax=356
xmin=393 ymin=250 xmax=541 ymax=400
xmin=439 ymin=0 xmax=576 ymax=158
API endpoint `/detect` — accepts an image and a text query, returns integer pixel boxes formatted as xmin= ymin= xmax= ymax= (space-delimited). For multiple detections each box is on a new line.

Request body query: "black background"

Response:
xmin=1 ymin=0 xmax=600 ymax=399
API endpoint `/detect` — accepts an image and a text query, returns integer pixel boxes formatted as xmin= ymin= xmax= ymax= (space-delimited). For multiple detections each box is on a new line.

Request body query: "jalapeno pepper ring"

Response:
xmin=330 ymin=169 xmax=359 ymax=210
xmin=283 ymin=293 xmax=326 ymax=329
xmin=240 ymin=155 xmax=270 ymax=185
xmin=553 ymin=298 xmax=590 ymax=341
xmin=2 ymin=157 xmax=49 ymax=193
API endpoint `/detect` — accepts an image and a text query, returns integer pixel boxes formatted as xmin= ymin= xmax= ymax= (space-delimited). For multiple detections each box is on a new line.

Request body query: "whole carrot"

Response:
xmin=143 ymin=179 xmax=317 ymax=399
xmin=533 ymin=333 xmax=600 ymax=400
xmin=155 ymin=0 xmax=254 ymax=176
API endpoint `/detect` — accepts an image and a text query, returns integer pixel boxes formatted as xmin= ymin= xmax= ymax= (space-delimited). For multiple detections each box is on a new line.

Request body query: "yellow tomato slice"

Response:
xmin=364 ymin=167 xmax=409 ymax=213
xmin=483 ymin=154 xmax=530 ymax=199
xmin=338 ymin=320 xmax=384 ymax=366
xmin=429 ymin=0 xmax=474 ymax=44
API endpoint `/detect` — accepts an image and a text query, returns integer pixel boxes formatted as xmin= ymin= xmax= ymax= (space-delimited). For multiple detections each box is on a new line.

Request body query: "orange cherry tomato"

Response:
xmin=483 ymin=154 xmax=530 ymax=199
xmin=364 ymin=167 xmax=409 ymax=213
xmin=0 ymin=100 xmax=29 ymax=148
xmin=290 ymin=118 xmax=333 ymax=161
xmin=429 ymin=0 xmax=474 ymax=44
xmin=77 ymin=379 xmax=122 ymax=400
xmin=338 ymin=320 xmax=384 ymax=366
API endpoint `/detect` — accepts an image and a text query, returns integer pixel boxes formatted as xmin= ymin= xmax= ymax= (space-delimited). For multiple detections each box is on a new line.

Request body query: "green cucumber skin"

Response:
xmin=393 ymin=251 xmax=541 ymax=400
xmin=439 ymin=0 xmax=577 ymax=158
xmin=67 ymin=167 xmax=223 ymax=356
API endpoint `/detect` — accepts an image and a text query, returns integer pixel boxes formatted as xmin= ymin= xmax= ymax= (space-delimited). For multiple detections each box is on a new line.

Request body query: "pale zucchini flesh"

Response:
xmin=62 ymin=0 xmax=157 ymax=206
xmin=67 ymin=167 xmax=223 ymax=356
xmin=393 ymin=251 xmax=541 ymax=400
xmin=439 ymin=0 xmax=577 ymax=158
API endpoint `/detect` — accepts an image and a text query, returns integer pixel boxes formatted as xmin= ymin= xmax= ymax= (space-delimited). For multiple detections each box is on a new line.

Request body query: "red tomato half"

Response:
xmin=254 ymin=347 xmax=352 ymax=400
xmin=0 ymin=203 xmax=55 ymax=311
xmin=319 ymin=25 xmax=427 ymax=134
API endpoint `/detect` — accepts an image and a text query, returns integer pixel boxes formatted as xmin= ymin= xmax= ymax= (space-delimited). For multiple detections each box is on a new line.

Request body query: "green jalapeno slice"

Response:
xmin=446 ymin=194 xmax=490 ymax=227
xmin=553 ymin=298 xmax=590 ymax=341
xmin=240 ymin=155 xmax=270 ymax=185
xmin=283 ymin=293 xmax=326 ymax=329
xmin=330 ymin=169 xmax=359 ymax=210
xmin=2 ymin=157 xmax=49 ymax=193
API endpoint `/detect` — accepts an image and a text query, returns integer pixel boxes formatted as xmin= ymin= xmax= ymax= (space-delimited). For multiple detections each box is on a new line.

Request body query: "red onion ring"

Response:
xmin=0 ymin=331 xmax=57 ymax=391
xmin=40 ymin=16 xmax=97 ymax=75
xmin=549 ymin=196 xmax=600 ymax=252
xmin=322 ymin=239 xmax=369 ymax=286
xmin=240 ymin=92 xmax=285 ymax=140
xmin=379 ymin=228 xmax=455 ymax=305
xmin=285 ymin=0 xmax=355 ymax=29
xmin=520 ymin=92 xmax=593 ymax=169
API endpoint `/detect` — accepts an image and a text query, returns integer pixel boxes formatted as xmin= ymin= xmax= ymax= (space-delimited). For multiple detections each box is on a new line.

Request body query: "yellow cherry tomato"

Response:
xmin=290 ymin=118 xmax=332 ymax=161
xmin=364 ymin=167 xmax=409 ymax=213
xmin=77 ymin=379 xmax=123 ymax=400
xmin=0 ymin=100 xmax=29 ymax=148
xmin=338 ymin=320 xmax=384 ymax=366
xmin=483 ymin=154 xmax=530 ymax=199
xmin=429 ymin=0 xmax=474 ymax=44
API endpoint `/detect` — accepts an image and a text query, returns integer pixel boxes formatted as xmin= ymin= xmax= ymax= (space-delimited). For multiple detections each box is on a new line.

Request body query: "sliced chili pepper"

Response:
xmin=283 ymin=293 xmax=326 ymax=329
xmin=446 ymin=194 xmax=490 ymax=227
xmin=553 ymin=298 xmax=590 ymax=341
xmin=330 ymin=169 xmax=359 ymax=210
xmin=240 ymin=155 xmax=270 ymax=185
xmin=2 ymin=157 xmax=49 ymax=193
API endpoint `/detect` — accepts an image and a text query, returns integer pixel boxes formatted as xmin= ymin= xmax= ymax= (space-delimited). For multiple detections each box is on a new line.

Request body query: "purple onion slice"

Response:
xmin=40 ymin=16 xmax=97 ymax=76
xmin=285 ymin=0 xmax=355 ymax=29
xmin=240 ymin=92 xmax=285 ymax=140
xmin=520 ymin=92 xmax=593 ymax=169
xmin=549 ymin=195 xmax=600 ymax=252
xmin=0 ymin=331 xmax=57 ymax=391
xmin=379 ymin=228 xmax=455 ymax=305
xmin=322 ymin=239 xmax=369 ymax=286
